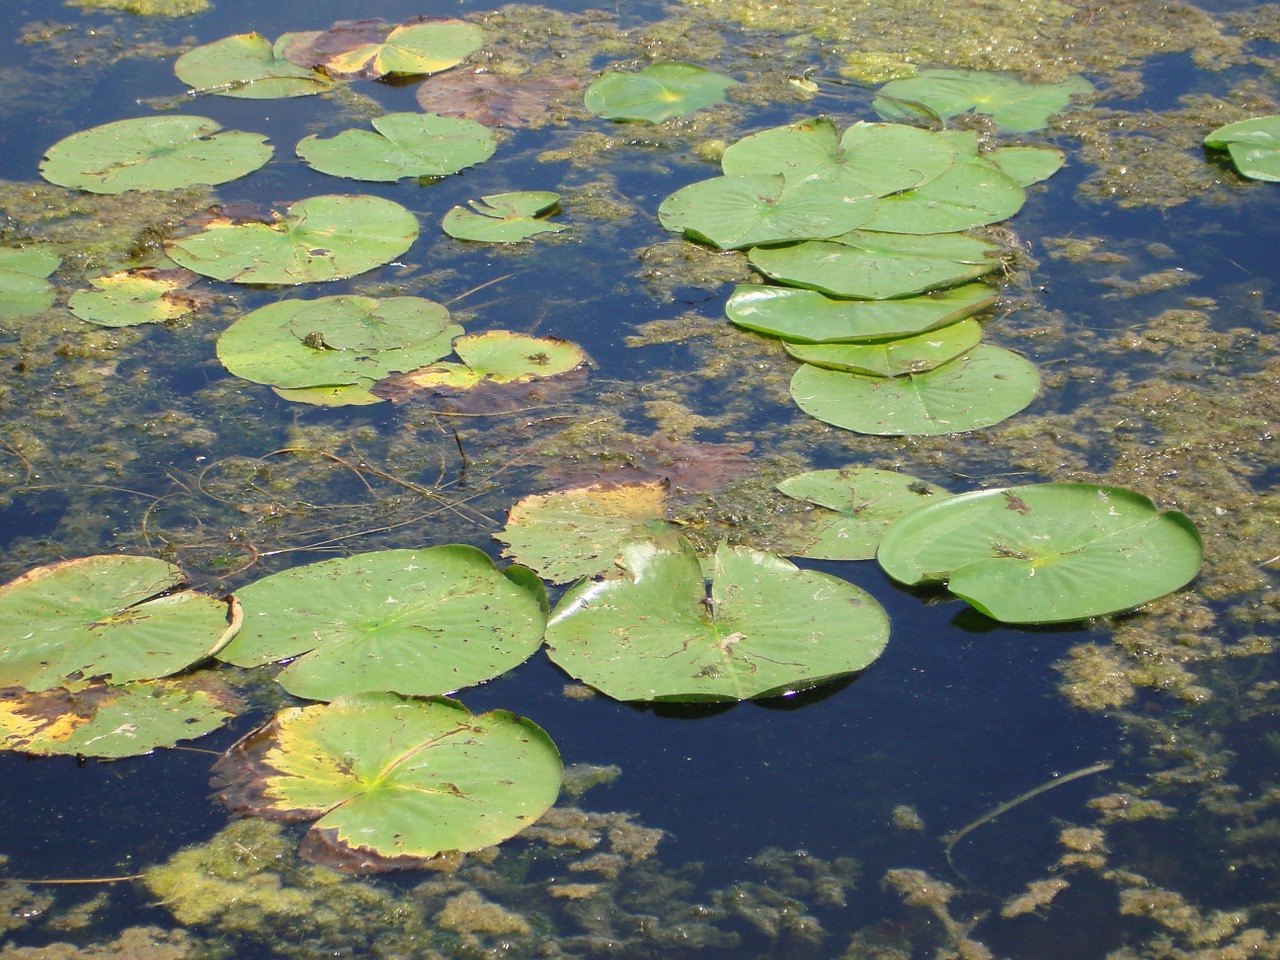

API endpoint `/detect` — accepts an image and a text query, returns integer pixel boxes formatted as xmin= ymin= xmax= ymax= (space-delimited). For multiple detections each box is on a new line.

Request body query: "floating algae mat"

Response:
xmin=1 ymin=0 xmax=1280 ymax=957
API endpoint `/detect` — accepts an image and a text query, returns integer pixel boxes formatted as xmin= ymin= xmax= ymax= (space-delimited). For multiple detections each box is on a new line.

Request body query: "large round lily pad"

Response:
xmin=166 ymin=195 xmax=418 ymax=285
xmin=585 ymin=61 xmax=737 ymax=122
xmin=750 ymin=232 xmax=1003 ymax=300
xmin=726 ymin=282 xmax=997 ymax=343
xmin=0 ymin=555 xmax=241 ymax=692
xmin=217 ymin=295 xmax=461 ymax=390
xmin=214 ymin=693 xmax=562 ymax=870
xmin=545 ymin=536 xmax=890 ymax=701
xmin=873 ymin=69 xmax=1094 ymax=133
xmin=217 ymin=546 xmax=547 ymax=701
xmin=40 ymin=116 xmax=272 ymax=195
xmin=175 ymin=33 xmax=335 ymax=99
xmin=861 ymin=158 xmax=1026 ymax=234
xmin=876 ymin=483 xmax=1203 ymax=623
xmin=790 ymin=344 xmax=1040 ymax=435
xmin=297 ymin=112 xmax=496 ymax=182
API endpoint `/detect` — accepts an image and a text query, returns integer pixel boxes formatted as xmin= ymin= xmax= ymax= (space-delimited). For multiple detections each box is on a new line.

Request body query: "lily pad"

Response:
xmin=776 ymin=468 xmax=951 ymax=561
xmin=216 ymin=546 xmax=547 ymax=702
xmin=750 ymin=231 xmax=1003 ymax=300
xmin=585 ymin=62 xmax=737 ymax=123
xmin=217 ymin=295 xmax=461 ymax=391
xmin=657 ymin=172 xmax=878 ymax=249
xmin=988 ymin=145 xmax=1066 ymax=187
xmin=166 ymin=195 xmax=418 ymax=285
xmin=214 ymin=693 xmax=562 ymax=869
xmin=297 ymin=112 xmax=496 ymax=182
xmin=497 ymin=480 xmax=672 ymax=583
xmin=382 ymin=331 xmax=586 ymax=393
xmin=790 ymin=343 xmax=1040 ymax=435
xmin=0 ymin=678 xmax=238 ymax=759
xmin=175 ymin=33 xmax=336 ymax=99
xmin=726 ymin=282 xmax=997 ymax=343
xmin=273 ymin=382 xmax=386 ymax=406
xmin=0 ymin=555 xmax=241 ymax=693
xmin=282 ymin=17 xmax=484 ymax=80
xmin=720 ymin=117 xmax=955 ymax=198
xmin=783 ymin=318 xmax=983 ymax=376
xmin=442 ymin=191 xmax=566 ymax=243
xmin=39 ymin=116 xmax=272 ymax=195
xmin=1204 ymin=116 xmax=1280 ymax=182
xmin=876 ymin=483 xmax=1204 ymax=623
xmin=545 ymin=537 xmax=890 ymax=702
xmin=873 ymin=69 xmax=1094 ymax=133
xmin=69 ymin=268 xmax=207 ymax=327
xmin=0 ymin=247 xmax=59 ymax=319
xmin=861 ymin=158 xmax=1025 ymax=234
xmin=416 ymin=71 xmax=582 ymax=127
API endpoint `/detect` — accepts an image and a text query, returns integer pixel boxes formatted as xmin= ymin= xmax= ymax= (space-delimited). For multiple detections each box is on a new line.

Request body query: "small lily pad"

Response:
xmin=789 ymin=343 xmax=1040 ymax=435
xmin=750 ymin=232 xmax=1003 ymax=300
xmin=545 ymin=537 xmax=890 ymax=702
xmin=166 ymin=195 xmax=419 ymax=285
xmin=442 ymin=191 xmax=566 ymax=243
xmin=283 ymin=17 xmax=484 ymax=80
xmin=783 ymin=318 xmax=983 ymax=376
xmin=1205 ymin=116 xmax=1280 ymax=182
xmin=776 ymin=468 xmax=951 ymax=561
xmin=217 ymin=546 xmax=547 ymax=702
xmin=874 ymin=69 xmax=1094 ymax=133
xmin=987 ymin=145 xmax=1066 ymax=187
xmin=0 ymin=247 xmax=59 ymax=319
xmin=175 ymin=33 xmax=336 ymax=99
xmin=0 ymin=555 xmax=241 ymax=693
xmin=297 ymin=112 xmax=496 ymax=182
xmin=726 ymin=282 xmax=997 ymax=343
xmin=657 ymin=172 xmax=878 ymax=249
xmin=877 ymin=483 xmax=1204 ymax=623
xmin=497 ymin=480 xmax=672 ymax=584
xmin=214 ymin=693 xmax=562 ymax=870
xmin=383 ymin=331 xmax=586 ymax=394
xmin=585 ymin=62 xmax=737 ymax=123
xmin=0 ymin=679 xmax=238 ymax=759
xmin=69 ymin=268 xmax=207 ymax=327
xmin=40 ymin=116 xmax=272 ymax=195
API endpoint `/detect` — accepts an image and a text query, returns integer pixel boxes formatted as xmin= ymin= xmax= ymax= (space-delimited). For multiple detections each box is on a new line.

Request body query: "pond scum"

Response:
xmin=2 ymin=0 xmax=1280 ymax=957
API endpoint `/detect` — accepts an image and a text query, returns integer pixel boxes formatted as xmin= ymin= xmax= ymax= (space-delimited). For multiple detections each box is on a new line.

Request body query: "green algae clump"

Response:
xmin=67 ymin=0 xmax=210 ymax=15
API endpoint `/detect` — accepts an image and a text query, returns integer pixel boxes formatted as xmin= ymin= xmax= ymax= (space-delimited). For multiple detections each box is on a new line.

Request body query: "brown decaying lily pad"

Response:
xmin=543 ymin=436 xmax=754 ymax=493
xmin=415 ymin=71 xmax=583 ymax=127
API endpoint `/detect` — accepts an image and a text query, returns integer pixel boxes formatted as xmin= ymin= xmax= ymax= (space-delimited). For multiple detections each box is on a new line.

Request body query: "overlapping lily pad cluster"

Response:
xmin=660 ymin=116 xmax=1063 ymax=435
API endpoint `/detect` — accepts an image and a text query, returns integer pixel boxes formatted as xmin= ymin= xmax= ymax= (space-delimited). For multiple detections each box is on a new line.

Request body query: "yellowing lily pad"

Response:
xmin=214 ymin=693 xmax=562 ymax=870
xmin=284 ymin=17 xmax=484 ymax=80
xmin=381 ymin=331 xmax=586 ymax=393
xmin=497 ymin=480 xmax=672 ymax=583
xmin=69 ymin=268 xmax=207 ymax=327
xmin=0 ymin=555 xmax=241 ymax=693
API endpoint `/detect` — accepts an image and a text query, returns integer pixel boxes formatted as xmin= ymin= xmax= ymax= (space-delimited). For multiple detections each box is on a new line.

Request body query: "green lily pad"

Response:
xmin=861 ymin=159 xmax=1025 ymax=234
xmin=0 ymin=247 xmax=59 ymax=319
xmin=217 ymin=295 xmax=461 ymax=390
xmin=442 ymin=191 xmax=566 ymax=243
xmin=776 ymin=468 xmax=951 ymax=561
xmin=166 ymin=195 xmax=418 ymax=285
xmin=69 ymin=268 xmax=205 ymax=327
xmin=497 ymin=480 xmax=672 ymax=584
xmin=545 ymin=537 xmax=890 ymax=702
xmin=0 ymin=678 xmax=239 ymax=759
xmin=657 ymin=172 xmax=878 ymax=250
xmin=383 ymin=331 xmax=585 ymax=392
xmin=297 ymin=112 xmax=496 ymax=182
xmin=585 ymin=61 xmax=737 ymax=123
xmin=217 ymin=546 xmax=547 ymax=702
xmin=783 ymin=318 xmax=983 ymax=376
xmin=750 ymin=231 xmax=1003 ymax=300
xmin=876 ymin=483 xmax=1204 ymax=623
xmin=214 ymin=693 xmax=562 ymax=869
xmin=0 ymin=555 xmax=241 ymax=693
xmin=726 ymin=282 xmax=997 ymax=343
xmin=39 ymin=116 xmax=272 ymax=195
xmin=721 ymin=117 xmax=955 ymax=198
xmin=175 ymin=33 xmax=336 ymax=99
xmin=987 ymin=145 xmax=1066 ymax=187
xmin=790 ymin=343 xmax=1040 ymax=435
xmin=283 ymin=18 xmax=484 ymax=80
xmin=873 ymin=69 xmax=1094 ymax=133
xmin=1204 ymin=116 xmax=1280 ymax=182
xmin=272 ymin=382 xmax=385 ymax=406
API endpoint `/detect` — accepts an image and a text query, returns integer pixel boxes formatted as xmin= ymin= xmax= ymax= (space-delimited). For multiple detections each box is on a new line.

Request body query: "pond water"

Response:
xmin=2 ymin=0 xmax=1280 ymax=958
